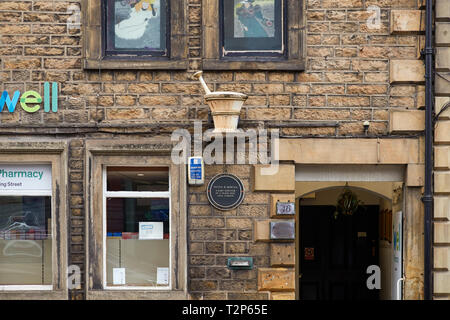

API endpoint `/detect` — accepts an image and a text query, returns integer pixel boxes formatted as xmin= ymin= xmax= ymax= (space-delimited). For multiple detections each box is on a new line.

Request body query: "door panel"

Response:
xmin=300 ymin=205 xmax=380 ymax=300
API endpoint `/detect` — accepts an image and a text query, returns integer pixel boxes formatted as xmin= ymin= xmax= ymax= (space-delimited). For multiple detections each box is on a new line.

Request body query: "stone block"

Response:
xmin=436 ymin=48 xmax=450 ymax=71
xmin=436 ymin=23 xmax=450 ymax=45
xmin=270 ymin=194 xmax=296 ymax=218
xmin=270 ymin=292 xmax=296 ymax=300
xmin=436 ymin=97 xmax=450 ymax=119
xmin=435 ymin=73 xmax=450 ymax=95
xmin=258 ymin=268 xmax=295 ymax=292
xmin=434 ymin=247 xmax=450 ymax=269
xmin=389 ymin=110 xmax=425 ymax=133
xmin=279 ymin=138 xmax=422 ymax=165
xmin=435 ymin=172 xmax=450 ymax=193
xmin=390 ymin=60 xmax=425 ymax=83
xmin=270 ymin=243 xmax=295 ymax=267
xmin=434 ymin=273 xmax=450 ymax=294
xmin=433 ymin=296 xmax=450 ymax=300
xmin=228 ymin=292 xmax=270 ymax=300
xmin=436 ymin=0 xmax=450 ymax=21
xmin=251 ymin=164 xmax=295 ymax=192
xmin=254 ymin=219 xmax=271 ymax=242
xmin=434 ymin=222 xmax=450 ymax=243
xmin=406 ymin=164 xmax=424 ymax=186
xmin=417 ymin=85 xmax=425 ymax=109
xmin=190 ymin=217 xmax=225 ymax=228
xmin=435 ymin=147 xmax=450 ymax=169
xmin=435 ymin=196 xmax=450 ymax=220
xmin=190 ymin=280 xmax=218 ymax=291
xmin=435 ymin=121 xmax=450 ymax=143
xmin=390 ymin=10 xmax=425 ymax=33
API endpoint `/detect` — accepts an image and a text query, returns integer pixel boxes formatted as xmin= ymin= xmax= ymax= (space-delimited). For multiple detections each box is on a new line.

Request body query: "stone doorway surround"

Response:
xmin=251 ymin=138 xmax=425 ymax=300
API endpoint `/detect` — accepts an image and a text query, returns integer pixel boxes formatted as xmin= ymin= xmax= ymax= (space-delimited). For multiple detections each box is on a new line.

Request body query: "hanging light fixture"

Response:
xmin=334 ymin=183 xmax=363 ymax=219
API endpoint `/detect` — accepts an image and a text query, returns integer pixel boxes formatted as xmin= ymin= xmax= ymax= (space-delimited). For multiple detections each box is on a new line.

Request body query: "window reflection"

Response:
xmin=0 ymin=196 xmax=52 ymax=285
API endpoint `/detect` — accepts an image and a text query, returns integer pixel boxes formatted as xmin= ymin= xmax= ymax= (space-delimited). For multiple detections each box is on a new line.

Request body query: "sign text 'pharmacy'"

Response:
xmin=0 ymin=165 xmax=52 ymax=191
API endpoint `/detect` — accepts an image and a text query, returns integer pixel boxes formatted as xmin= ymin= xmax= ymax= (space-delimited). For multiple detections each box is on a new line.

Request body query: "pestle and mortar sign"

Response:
xmin=192 ymin=71 xmax=247 ymax=133
xmin=174 ymin=70 xmax=280 ymax=177
xmin=191 ymin=71 xmax=248 ymax=210
xmin=187 ymin=72 xmax=279 ymax=211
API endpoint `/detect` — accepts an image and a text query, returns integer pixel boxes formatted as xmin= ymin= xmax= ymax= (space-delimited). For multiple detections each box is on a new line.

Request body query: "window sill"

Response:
xmin=0 ymin=289 xmax=68 ymax=300
xmin=0 ymin=285 xmax=53 ymax=291
xmin=202 ymin=58 xmax=305 ymax=71
xmin=83 ymin=59 xmax=188 ymax=70
xmin=86 ymin=289 xmax=188 ymax=300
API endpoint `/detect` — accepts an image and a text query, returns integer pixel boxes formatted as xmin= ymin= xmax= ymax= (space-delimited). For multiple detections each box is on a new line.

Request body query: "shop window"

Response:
xmin=0 ymin=145 xmax=68 ymax=299
xmin=203 ymin=0 xmax=305 ymax=70
xmin=86 ymin=140 xmax=187 ymax=299
xmin=105 ymin=167 xmax=170 ymax=288
xmin=83 ymin=0 xmax=187 ymax=70
xmin=0 ymin=165 xmax=52 ymax=288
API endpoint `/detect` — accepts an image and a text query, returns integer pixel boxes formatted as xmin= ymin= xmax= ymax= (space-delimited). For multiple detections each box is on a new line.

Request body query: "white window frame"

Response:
xmin=86 ymin=139 xmax=187 ymax=300
xmin=102 ymin=165 xmax=172 ymax=290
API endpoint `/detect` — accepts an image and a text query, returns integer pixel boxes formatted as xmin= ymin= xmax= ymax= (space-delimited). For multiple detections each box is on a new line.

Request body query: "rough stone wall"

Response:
xmin=188 ymin=164 xmax=271 ymax=300
xmin=0 ymin=0 xmax=427 ymax=300
xmin=0 ymin=0 xmax=425 ymax=133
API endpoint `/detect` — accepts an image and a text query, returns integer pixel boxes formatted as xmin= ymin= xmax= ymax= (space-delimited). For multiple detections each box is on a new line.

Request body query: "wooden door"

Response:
xmin=299 ymin=205 xmax=379 ymax=300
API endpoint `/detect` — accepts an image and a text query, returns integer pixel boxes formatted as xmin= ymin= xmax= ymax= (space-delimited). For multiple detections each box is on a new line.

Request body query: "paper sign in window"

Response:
xmin=139 ymin=222 xmax=163 ymax=240
xmin=113 ymin=267 xmax=125 ymax=285
xmin=157 ymin=267 xmax=169 ymax=285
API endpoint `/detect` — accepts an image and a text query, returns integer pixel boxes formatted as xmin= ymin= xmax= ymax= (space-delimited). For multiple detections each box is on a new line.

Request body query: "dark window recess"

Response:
xmin=104 ymin=0 xmax=169 ymax=57
xmin=107 ymin=167 xmax=169 ymax=192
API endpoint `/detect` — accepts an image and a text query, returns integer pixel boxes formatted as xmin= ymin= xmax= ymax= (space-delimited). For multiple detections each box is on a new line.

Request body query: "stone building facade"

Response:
xmin=0 ymin=0 xmax=447 ymax=300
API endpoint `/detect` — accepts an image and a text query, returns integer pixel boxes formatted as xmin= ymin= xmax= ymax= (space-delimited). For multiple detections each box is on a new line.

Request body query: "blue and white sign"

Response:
xmin=188 ymin=156 xmax=204 ymax=185
xmin=139 ymin=222 xmax=164 ymax=240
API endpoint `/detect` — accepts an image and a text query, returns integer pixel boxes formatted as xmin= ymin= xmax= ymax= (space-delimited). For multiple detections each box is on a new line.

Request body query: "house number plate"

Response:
xmin=276 ymin=202 xmax=295 ymax=215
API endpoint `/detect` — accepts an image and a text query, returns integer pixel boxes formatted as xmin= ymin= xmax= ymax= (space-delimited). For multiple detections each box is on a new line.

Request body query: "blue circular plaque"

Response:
xmin=207 ymin=174 xmax=245 ymax=210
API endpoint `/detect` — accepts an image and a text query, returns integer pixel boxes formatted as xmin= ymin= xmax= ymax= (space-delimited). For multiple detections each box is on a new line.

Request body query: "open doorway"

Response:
xmin=298 ymin=184 xmax=403 ymax=300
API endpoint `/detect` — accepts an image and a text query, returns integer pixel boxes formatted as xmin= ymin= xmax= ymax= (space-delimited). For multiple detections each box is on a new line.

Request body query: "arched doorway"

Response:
xmin=298 ymin=185 xmax=399 ymax=300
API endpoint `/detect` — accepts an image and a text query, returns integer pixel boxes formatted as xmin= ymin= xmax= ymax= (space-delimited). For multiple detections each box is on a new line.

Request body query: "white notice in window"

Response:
xmin=139 ymin=222 xmax=164 ymax=240
xmin=157 ymin=267 xmax=169 ymax=285
xmin=113 ymin=268 xmax=126 ymax=285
